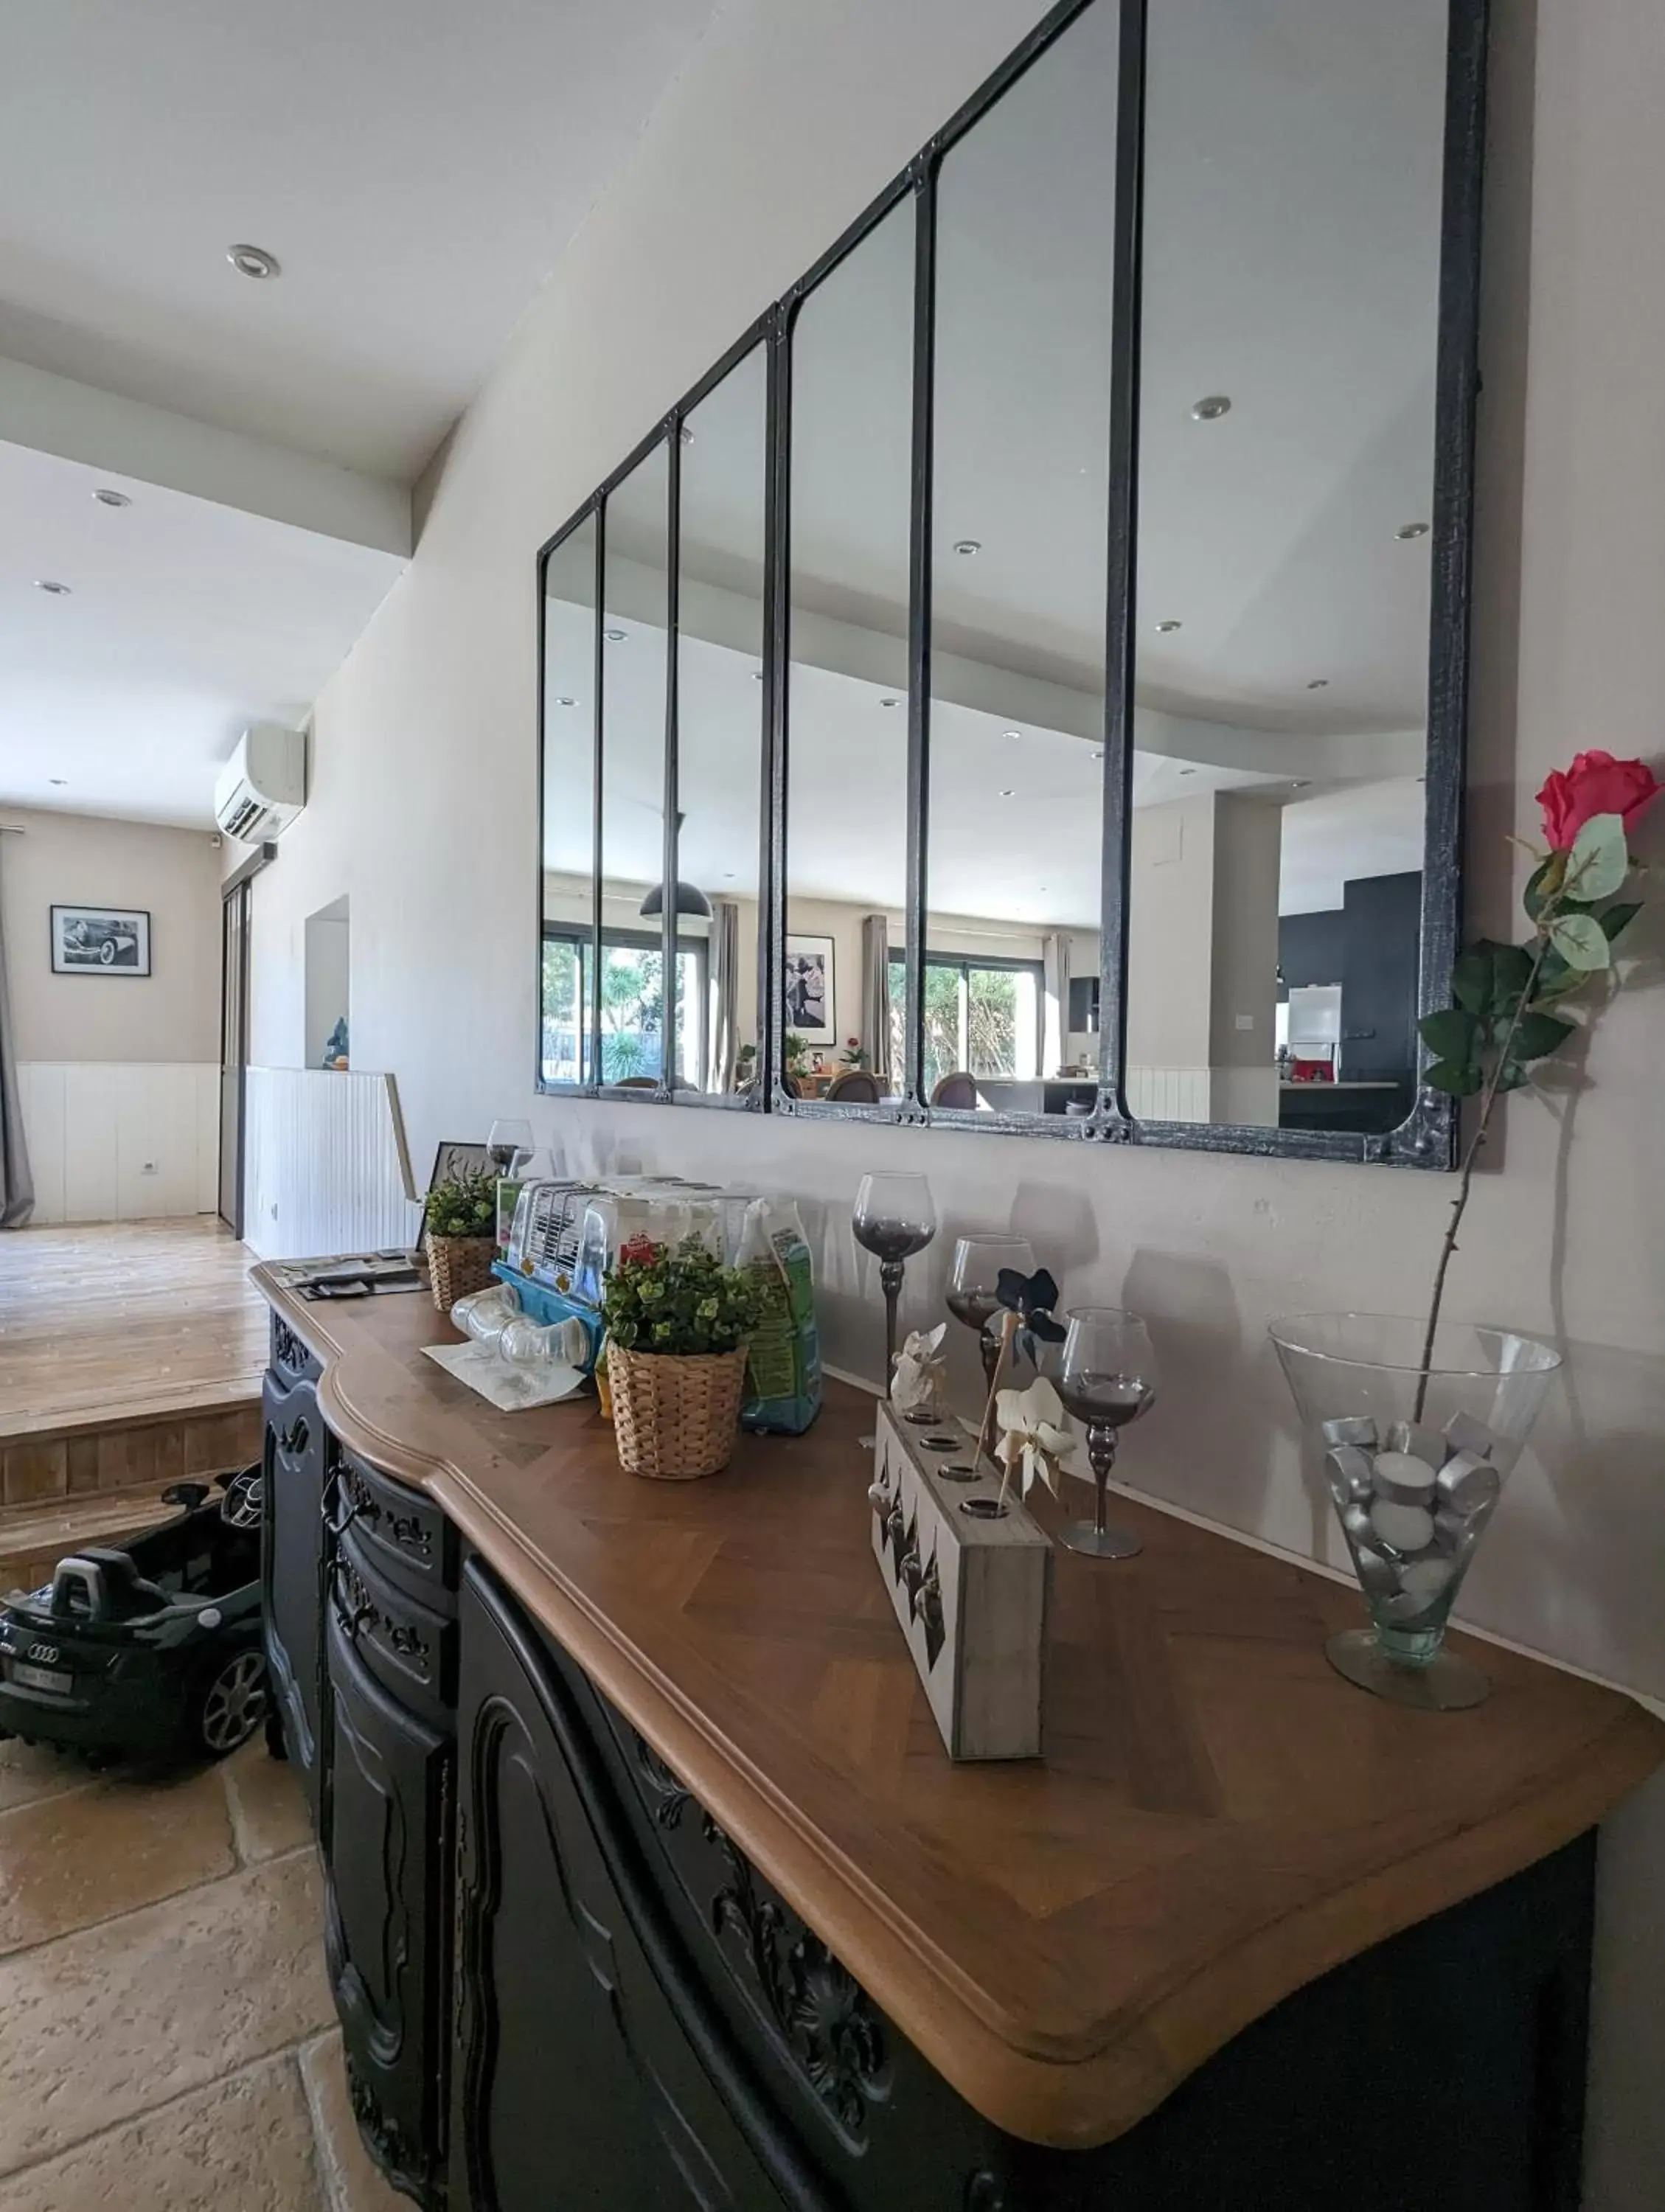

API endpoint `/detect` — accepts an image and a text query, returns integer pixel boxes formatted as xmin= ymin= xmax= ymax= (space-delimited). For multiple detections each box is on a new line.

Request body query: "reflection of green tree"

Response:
xmin=601 ymin=950 xmax=664 ymax=1084
xmin=967 ymin=968 xmax=1017 ymax=1077
xmin=540 ymin=938 xmax=582 ymax=1080
xmin=886 ymin=957 xmax=1025 ymax=1086
xmin=922 ymin=962 xmax=960 ymax=1089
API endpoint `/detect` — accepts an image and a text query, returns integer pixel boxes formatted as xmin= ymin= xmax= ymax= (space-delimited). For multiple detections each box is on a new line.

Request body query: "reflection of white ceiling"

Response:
xmin=0 ymin=439 xmax=403 ymax=824
xmin=1279 ymin=777 xmax=1426 ymax=913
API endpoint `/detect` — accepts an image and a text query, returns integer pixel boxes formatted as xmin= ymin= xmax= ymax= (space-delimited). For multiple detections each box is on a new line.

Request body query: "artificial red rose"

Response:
xmin=1536 ymin=751 xmax=1661 ymax=849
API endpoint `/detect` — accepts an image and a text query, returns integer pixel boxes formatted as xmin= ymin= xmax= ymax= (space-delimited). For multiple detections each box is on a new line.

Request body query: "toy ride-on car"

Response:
xmin=0 ymin=1465 xmax=267 ymax=1764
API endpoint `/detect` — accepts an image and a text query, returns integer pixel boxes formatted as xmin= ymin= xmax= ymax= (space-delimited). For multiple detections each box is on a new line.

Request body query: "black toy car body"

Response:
xmin=0 ymin=1467 xmax=267 ymax=1761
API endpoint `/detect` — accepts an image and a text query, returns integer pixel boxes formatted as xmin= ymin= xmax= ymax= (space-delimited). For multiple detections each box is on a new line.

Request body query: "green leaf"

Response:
xmin=1548 ymin=912 xmax=1613 ymax=972
xmin=1419 ymin=1007 xmax=1480 ymax=1059
xmin=1451 ymin=939 xmax=1534 ymax=1019
xmin=1563 ymin=812 xmax=1630 ymax=901
xmin=1424 ymin=1057 xmax=1484 ymax=1097
xmin=1512 ymin=1009 xmax=1577 ymax=1060
xmin=1523 ymin=851 xmax=1567 ymax=922
xmin=1599 ymin=900 xmax=1643 ymax=944
xmin=1494 ymin=1060 xmax=1532 ymax=1092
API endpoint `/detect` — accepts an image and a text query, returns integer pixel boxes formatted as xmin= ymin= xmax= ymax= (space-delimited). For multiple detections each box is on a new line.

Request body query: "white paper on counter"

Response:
xmin=421 ymin=1338 xmax=588 ymax=1412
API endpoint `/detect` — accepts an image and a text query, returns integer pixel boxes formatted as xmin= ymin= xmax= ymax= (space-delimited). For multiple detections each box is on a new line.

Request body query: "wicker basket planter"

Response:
xmin=608 ymin=1343 xmax=749 ymax=1481
xmin=425 ymin=1232 xmax=498 ymax=1315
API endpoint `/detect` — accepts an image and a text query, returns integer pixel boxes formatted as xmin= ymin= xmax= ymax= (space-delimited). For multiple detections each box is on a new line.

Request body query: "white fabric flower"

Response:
xmin=890 ymin=1321 xmax=948 ymax=1413
xmin=994 ymin=1376 xmax=1071 ymax=1500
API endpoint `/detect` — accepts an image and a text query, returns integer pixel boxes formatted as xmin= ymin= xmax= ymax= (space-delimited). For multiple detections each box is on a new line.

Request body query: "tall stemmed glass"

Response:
xmin=487 ymin=1119 xmax=534 ymax=1175
xmin=852 ymin=1174 xmax=937 ymax=1389
xmin=948 ymin=1235 xmax=1036 ymax=1394
xmin=1055 ymin=1307 xmax=1157 ymax=1560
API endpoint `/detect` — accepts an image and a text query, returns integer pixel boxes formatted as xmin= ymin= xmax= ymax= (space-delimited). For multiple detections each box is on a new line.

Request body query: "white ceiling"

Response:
xmin=0 ymin=439 xmax=403 ymax=823
xmin=0 ymin=0 xmax=723 ymax=480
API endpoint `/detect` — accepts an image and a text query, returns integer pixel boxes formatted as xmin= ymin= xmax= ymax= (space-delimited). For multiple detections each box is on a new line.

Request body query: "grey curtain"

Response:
xmin=709 ymin=900 xmax=743 ymax=1091
xmin=1042 ymin=930 xmax=1072 ymax=1077
xmin=0 ymin=839 xmax=34 ymax=1228
xmin=861 ymin=914 xmax=892 ymax=1085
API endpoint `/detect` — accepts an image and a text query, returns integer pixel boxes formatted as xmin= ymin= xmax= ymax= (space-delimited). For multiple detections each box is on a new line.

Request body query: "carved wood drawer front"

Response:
xmin=269 ymin=1312 xmax=321 ymax=1387
xmin=334 ymin=1448 xmax=458 ymax=1607
xmin=330 ymin=1524 xmax=457 ymax=1728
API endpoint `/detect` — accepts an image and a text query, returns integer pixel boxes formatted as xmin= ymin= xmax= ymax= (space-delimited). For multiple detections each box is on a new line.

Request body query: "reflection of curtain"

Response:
xmin=1042 ymin=931 xmax=1071 ymax=1077
xmin=709 ymin=900 xmax=742 ymax=1091
xmin=861 ymin=915 xmax=891 ymax=1084
xmin=0 ymin=840 xmax=34 ymax=1228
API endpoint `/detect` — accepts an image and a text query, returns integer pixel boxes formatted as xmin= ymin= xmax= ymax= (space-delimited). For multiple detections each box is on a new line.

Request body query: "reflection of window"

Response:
xmin=886 ymin=952 xmax=1043 ymax=1091
xmin=540 ymin=928 xmax=706 ymax=1088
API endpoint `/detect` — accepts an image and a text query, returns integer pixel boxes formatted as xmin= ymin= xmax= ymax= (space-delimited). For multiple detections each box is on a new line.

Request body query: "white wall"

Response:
xmin=303 ymin=895 xmax=350 ymax=1070
xmin=16 ymin=1061 xmax=218 ymax=1222
xmin=244 ymin=1 xmax=1665 ymax=2197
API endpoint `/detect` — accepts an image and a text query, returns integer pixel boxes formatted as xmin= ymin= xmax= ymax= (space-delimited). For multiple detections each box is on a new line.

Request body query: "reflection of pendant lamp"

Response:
xmin=639 ymin=811 xmax=712 ymax=919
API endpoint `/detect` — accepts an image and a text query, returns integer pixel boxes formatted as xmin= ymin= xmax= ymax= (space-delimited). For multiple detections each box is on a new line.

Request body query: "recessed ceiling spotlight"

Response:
xmin=998 ymin=787 xmax=1016 ymax=798
xmin=1178 ymin=766 xmax=1197 ymax=776
xmin=751 ymin=669 xmax=764 ymax=682
xmin=227 ymin=243 xmax=280 ymax=280
xmin=1306 ymin=678 xmax=1329 ymax=689
xmin=723 ymin=872 xmax=736 ymax=880
xmin=35 ymin=579 xmax=72 ymax=595
xmin=952 ymin=539 xmax=981 ymax=556
xmin=1155 ymin=619 xmax=1183 ymax=633
xmin=1396 ymin=521 xmax=1430 ymax=540
xmin=678 ymin=424 xmax=695 ymax=445
xmin=92 ymin=487 xmax=131 ymax=509
xmin=1290 ymin=779 xmax=1312 ymax=790
xmin=1004 ymin=728 xmax=1022 ymax=741
xmin=1191 ymin=394 xmax=1231 ymax=421
xmin=880 ymin=695 xmax=902 ymax=708
xmin=555 ymin=695 xmax=576 ymax=707
xmin=49 ymin=777 xmax=67 ymax=787
xmin=603 ymin=627 xmax=625 ymax=642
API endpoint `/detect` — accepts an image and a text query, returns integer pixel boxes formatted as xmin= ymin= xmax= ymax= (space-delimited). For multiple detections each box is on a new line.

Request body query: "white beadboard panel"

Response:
xmin=1125 ymin=1065 xmax=1213 ymax=1124
xmin=195 ymin=1065 xmax=222 ymax=1214
xmin=243 ymin=1067 xmax=417 ymax=1262
xmin=15 ymin=1063 xmax=66 ymax=1223
xmin=18 ymin=1062 xmax=219 ymax=1225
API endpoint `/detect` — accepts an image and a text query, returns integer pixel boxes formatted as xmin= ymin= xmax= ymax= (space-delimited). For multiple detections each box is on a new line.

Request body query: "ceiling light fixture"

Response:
xmin=1396 ymin=521 xmax=1430 ymax=540
xmin=1306 ymin=678 xmax=1329 ymax=690
xmin=1290 ymin=779 xmax=1312 ymax=790
xmin=92 ymin=487 xmax=131 ymax=509
xmin=227 ymin=243 xmax=280 ymax=280
xmin=1191 ymin=394 xmax=1231 ymax=420
xmin=35 ymin=580 xmax=72 ymax=595
xmin=1004 ymin=728 xmax=1022 ymax=741
xmin=555 ymin=695 xmax=576 ymax=707
xmin=952 ymin=539 xmax=981 ymax=556
xmin=998 ymin=787 xmax=1016 ymax=798
xmin=603 ymin=628 xmax=625 ymax=642
xmin=1092 ymin=748 xmax=1105 ymax=761
xmin=1179 ymin=767 xmax=1197 ymax=776
xmin=1155 ymin=619 xmax=1182 ymax=633
xmin=880 ymin=695 xmax=902 ymax=708
xmin=49 ymin=777 xmax=67 ymax=787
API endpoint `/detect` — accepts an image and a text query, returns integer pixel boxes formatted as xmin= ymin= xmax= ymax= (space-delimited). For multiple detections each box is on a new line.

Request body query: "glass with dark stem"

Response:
xmin=486 ymin=1119 xmax=534 ymax=1176
xmin=1055 ymin=1307 xmax=1157 ymax=1560
xmin=852 ymin=1173 xmax=937 ymax=1389
xmin=948 ymin=1235 xmax=1036 ymax=1394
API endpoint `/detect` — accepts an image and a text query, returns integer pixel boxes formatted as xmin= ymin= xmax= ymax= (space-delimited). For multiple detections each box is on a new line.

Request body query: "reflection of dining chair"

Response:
xmin=826 ymin=1069 xmax=881 ymax=1103
xmin=931 ymin=1071 xmax=979 ymax=1110
xmin=779 ymin=1072 xmax=802 ymax=1099
xmin=613 ymin=1077 xmax=658 ymax=1091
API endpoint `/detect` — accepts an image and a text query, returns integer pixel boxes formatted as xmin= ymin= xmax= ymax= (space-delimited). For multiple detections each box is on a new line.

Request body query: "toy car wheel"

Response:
xmin=220 ymin=1467 xmax=264 ymax=1529
xmin=194 ymin=1649 xmax=268 ymax=1756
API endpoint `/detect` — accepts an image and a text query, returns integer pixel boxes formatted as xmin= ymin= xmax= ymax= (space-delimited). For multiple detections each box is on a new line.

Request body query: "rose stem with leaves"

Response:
xmin=977 ymin=1309 xmax=1020 ymax=1472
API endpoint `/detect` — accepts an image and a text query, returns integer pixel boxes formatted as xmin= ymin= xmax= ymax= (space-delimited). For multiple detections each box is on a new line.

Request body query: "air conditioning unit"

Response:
xmin=214 ymin=724 xmax=307 ymax=844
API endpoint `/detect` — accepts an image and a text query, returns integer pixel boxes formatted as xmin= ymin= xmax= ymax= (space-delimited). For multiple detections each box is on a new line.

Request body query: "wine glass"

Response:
xmin=948 ymin=1234 xmax=1036 ymax=1396
xmin=1055 ymin=1307 xmax=1157 ymax=1560
xmin=487 ymin=1118 xmax=534 ymax=1175
xmin=852 ymin=1173 xmax=937 ymax=1391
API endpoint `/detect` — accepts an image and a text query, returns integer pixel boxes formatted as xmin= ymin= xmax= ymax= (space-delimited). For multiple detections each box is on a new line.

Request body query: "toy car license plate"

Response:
xmin=7 ymin=1658 xmax=71 ymax=1695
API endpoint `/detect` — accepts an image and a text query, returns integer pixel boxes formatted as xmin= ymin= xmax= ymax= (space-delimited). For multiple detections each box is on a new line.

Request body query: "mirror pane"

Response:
xmin=599 ymin=442 xmax=673 ymax=1088
xmin=785 ymin=199 xmax=915 ymax=1102
xmin=925 ymin=0 xmax=1118 ymax=1119
xmin=1126 ymin=0 xmax=1445 ymax=1135
xmin=540 ymin=515 xmax=597 ymax=1086
xmin=672 ymin=347 xmax=768 ymax=1096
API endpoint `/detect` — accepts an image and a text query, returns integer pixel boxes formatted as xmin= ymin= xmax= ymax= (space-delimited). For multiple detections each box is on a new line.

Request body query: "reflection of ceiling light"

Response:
xmin=93 ymin=487 xmax=131 ymax=509
xmin=952 ymin=539 xmax=981 ymax=556
xmin=1179 ymin=766 xmax=1197 ymax=776
xmin=555 ymin=695 xmax=576 ymax=706
xmin=880 ymin=696 xmax=901 ymax=708
xmin=999 ymin=787 xmax=1016 ymax=798
xmin=723 ymin=872 xmax=736 ymax=880
xmin=1306 ymin=678 xmax=1329 ymax=689
xmin=227 ymin=243 xmax=280 ymax=280
xmin=604 ymin=628 xmax=625 ymax=641
xmin=1092 ymin=748 xmax=1105 ymax=760
xmin=49 ymin=777 xmax=66 ymax=786
xmin=678 ymin=424 xmax=694 ymax=445
xmin=1155 ymin=619 xmax=1182 ymax=633
xmin=1004 ymin=729 xmax=1022 ymax=741
xmin=1396 ymin=521 xmax=1429 ymax=540
xmin=1290 ymin=779 xmax=1311 ymax=790
xmin=35 ymin=580 xmax=71 ymax=595
xmin=1192 ymin=394 xmax=1231 ymax=420
xmin=751 ymin=669 xmax=763 ymax=681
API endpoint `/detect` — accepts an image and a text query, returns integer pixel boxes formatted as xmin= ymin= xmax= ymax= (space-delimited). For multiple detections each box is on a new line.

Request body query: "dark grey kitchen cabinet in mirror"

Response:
xmin=533 ymin=0 xmax=1485 ymax=1166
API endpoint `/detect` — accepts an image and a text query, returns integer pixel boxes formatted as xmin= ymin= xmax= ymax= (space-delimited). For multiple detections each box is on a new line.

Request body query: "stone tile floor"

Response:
xmin=0 ymin=1735 xmax=403 ymax=2211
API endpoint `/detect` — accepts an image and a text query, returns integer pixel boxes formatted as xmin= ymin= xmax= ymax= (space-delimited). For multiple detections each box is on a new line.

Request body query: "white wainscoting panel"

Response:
xmin=243 ymin=1067 xmax=417 ymax=1262
xmin=18 ymin=1062 xmax=221 ymax=1225
xmin=1123 ymin=1065 xmax=1213 ymax=1124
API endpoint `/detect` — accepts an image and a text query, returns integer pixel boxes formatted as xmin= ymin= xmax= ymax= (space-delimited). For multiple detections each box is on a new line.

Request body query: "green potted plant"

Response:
xmin=423 ymin=1169 xmax=500 ymax=1313
xmin=601 ymin=1236 xmax=762 ymax=1479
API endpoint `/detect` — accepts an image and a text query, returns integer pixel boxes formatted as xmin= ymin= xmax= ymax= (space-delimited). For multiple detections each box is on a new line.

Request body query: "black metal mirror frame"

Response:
xmin=535 ymin=0 xmax=1487 ymax=1169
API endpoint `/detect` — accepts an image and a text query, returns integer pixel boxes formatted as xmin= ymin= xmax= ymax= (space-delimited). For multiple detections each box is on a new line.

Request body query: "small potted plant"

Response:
xmin=840 ymin=1037 xmax=870 ymax=1069
xmin=601 ymin=1236 xmax=762 ymax=1479
xmin=423 ymin=1169 xmax=500 ymax=1313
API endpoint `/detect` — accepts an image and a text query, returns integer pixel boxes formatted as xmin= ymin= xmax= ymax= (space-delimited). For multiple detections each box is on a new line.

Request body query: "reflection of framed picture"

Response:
xmin=51 ymin=905 xmax=150 ymax=976
xmin=784 ymin=933 xmax=836 ymax=1045
xmin=427 ymin=1140 xmax=493 ymax=1192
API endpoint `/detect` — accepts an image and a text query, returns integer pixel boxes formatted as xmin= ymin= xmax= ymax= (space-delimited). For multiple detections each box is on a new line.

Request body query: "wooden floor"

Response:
xmin=0 ymin=1217 xmax=267 ymax=1442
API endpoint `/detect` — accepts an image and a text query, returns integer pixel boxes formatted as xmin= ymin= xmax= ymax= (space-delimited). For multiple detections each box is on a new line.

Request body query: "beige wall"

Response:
xmin=244 ymin=2 xmax=1665 ymax=2194
xmin=1 ymin=807 xmax=221 ymax=1063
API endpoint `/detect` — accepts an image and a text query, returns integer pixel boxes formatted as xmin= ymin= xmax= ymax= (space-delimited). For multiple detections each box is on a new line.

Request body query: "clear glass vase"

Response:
xmin=1269 ymin=1314 xmax=1561 ymax=1711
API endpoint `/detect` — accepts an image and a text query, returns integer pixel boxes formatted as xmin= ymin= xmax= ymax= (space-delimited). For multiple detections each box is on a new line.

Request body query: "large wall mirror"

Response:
xmin=535 ymin=0 xmax=1484 ymax=1166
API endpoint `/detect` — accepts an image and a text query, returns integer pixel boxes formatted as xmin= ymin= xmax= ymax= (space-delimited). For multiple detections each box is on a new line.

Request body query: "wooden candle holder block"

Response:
xmin=870 ymin=1401 xmax=1052 ymax=1761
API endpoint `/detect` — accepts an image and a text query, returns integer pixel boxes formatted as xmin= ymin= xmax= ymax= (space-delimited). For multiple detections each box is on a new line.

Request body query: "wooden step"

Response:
xmin=0 ymin=1486 xmax=187 ymax=1595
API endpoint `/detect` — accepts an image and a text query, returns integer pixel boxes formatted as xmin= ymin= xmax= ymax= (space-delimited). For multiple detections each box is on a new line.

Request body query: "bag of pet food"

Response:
xmin=738 ymin=1197 xmax=822 ymax=1435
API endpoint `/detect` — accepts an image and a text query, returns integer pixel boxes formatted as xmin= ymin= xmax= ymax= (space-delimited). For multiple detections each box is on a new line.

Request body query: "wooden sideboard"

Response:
xmin=255 ymin=1273 xmax=1664 ymax=2211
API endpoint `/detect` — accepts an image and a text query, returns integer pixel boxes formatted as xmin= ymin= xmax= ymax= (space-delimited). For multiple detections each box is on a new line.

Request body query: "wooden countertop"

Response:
xmin=258 ymin=1270 xmax=1664 ymax=2151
